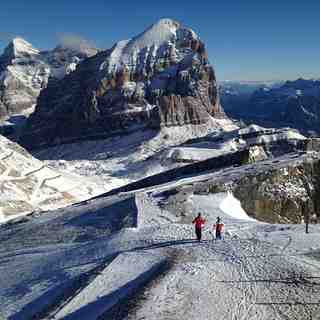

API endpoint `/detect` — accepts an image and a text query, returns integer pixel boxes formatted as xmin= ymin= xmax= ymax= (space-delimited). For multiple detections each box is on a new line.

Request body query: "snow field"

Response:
xmin=0 ymin=175 xmax=319 ymax=319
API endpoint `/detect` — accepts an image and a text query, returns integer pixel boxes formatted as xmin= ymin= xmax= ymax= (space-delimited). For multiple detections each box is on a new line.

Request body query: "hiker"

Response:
xmin=213 ymin=217 xmax=224 ymax=240
xmin=192 ymin=213 xmax=206 ymax=241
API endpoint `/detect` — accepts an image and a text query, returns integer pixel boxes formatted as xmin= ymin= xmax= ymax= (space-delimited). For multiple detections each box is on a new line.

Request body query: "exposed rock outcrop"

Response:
xmin=103 ymin=139 xmax=320 ymax=224
xmin=231 ymin=161 xmax=320 ymax=223
xmin=0 ymin=37 xmax=97 ymax=119
xmin=20 ymin=19 xmax=225 ymax=149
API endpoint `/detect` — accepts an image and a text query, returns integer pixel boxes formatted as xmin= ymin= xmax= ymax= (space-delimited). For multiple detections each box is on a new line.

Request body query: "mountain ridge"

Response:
xmin=0 ymin=37 xmax=98 ymax=119
xmin=221 ymin=78 xmax=320 ymax=135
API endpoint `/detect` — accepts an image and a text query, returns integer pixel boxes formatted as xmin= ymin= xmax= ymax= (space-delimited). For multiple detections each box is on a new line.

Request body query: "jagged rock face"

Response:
xmin=0 ymin=38 xmax=97 ymax=118
xmin=20 ymin=19 xmax=224 ymax=149
xmin=232 ymin=160 xmax=320 ymax=224
xmin=161 ymin=157 xmax=320 ymax=225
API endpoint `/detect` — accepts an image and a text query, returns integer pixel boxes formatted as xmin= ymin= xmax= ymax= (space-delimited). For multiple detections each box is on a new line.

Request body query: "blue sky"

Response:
xmin=0 ymin=0 xmax=319 ymax=81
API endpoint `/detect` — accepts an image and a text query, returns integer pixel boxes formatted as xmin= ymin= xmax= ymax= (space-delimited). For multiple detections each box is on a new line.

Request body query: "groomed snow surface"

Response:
xmin=0 ymin=191 xmax=319 ymax=319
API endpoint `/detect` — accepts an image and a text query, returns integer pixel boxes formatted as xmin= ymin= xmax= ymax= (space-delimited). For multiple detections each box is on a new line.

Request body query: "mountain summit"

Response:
xmin=0 ymin=37 xmax=97 ymax=119
xmin=1 ymin=37 xmax=40 ymax=62
xmin=21 ymin=19 xmax=225 ymax=148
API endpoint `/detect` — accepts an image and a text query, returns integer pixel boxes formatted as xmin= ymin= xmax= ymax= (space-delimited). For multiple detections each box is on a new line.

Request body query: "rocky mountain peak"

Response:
xmin=20 ymin=19 xmax=226 ymax=148
xmin=104 ymin=18 xmax=205 ymax=76
xmin=1 ymin=37 xmax=39 ymax=61
xmin=0 ymin=37 xmax=39 ymax=73
xmin=0 ymin=37 xmax=98 ymax=119
xmin=122 ymin=18 xmax=181 ymax=54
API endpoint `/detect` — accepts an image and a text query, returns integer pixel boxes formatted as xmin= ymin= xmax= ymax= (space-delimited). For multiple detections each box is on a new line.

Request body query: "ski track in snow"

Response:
xmin=0 ymin=192 xmax=319 ymax=319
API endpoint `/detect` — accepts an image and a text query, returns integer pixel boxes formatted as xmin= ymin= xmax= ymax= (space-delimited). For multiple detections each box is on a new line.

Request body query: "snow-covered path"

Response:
xmin=0 ymin=192 xmax=320 ymax=319
xmin=100 ymin=236 xmax=320 ymax=320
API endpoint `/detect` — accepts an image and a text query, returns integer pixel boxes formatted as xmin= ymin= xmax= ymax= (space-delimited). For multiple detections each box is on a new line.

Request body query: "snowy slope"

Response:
xmin=0 ymin=134 xmax=104 ymax=223
xmin=33 ymin=124 xmax=305 ymax=194
xmin=0 ymin=187 xmax=319 ymax=319
xmin=53 ymin=251 xmax=167 ymax=319
xmin=104 ymin=19 xmax=193 ymax=74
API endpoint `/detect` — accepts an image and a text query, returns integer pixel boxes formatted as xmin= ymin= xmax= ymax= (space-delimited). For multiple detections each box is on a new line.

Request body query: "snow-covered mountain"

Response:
xmin=219 ymin=80 xmax=283 ymax=96
xmin=0 ymin=37 xmax=98 ymax=119
xmin=0 ymin=134 xmax=103 ymax=223
xmin=20 ymin=19 xmax=225 ymax=149
xmin=221 ymin=78 xmax=320 ymax=135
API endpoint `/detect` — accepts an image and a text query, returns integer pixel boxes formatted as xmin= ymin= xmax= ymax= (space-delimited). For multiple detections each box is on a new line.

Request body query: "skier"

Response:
xmin=213 ymin=216 xmax=224 ymax=240
xmin=192 ymin=213 xmax=206 ymax=241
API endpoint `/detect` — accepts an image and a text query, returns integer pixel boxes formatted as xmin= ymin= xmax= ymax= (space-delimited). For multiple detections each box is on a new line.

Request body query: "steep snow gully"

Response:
xmin=0 ymin=191 xmax=320 ymax=319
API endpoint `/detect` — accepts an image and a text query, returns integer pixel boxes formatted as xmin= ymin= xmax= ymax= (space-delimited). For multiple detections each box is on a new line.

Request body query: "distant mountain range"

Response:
xmin=220 ymin=78 xmax=320 ymax=135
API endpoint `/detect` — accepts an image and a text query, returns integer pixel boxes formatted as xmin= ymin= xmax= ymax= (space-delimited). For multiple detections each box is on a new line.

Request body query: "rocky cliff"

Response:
xmin=20 ymin=19 xmax=225 ymax=149
xmin=101 ymin=132 xmax=319 ymax=224
xmin=231 ymin=159 xmax=320 ymax=223
xmin=0 ymin=37 xmax=97 ymax=119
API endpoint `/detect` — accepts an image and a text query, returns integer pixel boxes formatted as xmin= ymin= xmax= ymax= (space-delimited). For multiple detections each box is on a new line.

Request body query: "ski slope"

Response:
xmin=0 ymin=190 xmax=319 ymax=319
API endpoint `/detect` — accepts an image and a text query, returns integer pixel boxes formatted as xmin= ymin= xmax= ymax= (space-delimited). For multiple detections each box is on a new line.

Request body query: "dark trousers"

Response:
xmin=195 ymin=227 xmax=202 ymax=241
xmin=216 ymin=231 xmax=222 ymax=240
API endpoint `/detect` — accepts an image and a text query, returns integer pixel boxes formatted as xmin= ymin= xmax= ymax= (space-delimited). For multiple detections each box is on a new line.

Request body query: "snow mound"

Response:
xmin=247 ymin=130 xmax=306 ymax=145
xmin=238 ymin=124 xmax=268 ymax=135
xmin=191 ymin=193 xmax=256 ymax=226
xmin=219 ymin=192 xmax=256 ymax=222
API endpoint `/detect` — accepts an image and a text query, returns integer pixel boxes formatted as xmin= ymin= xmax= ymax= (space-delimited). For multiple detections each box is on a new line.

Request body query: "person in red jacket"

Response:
xmin=213 ymin=216 xmax=224 ymax=240
xmin=192 ymin=213 xmax=206 ymax=241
